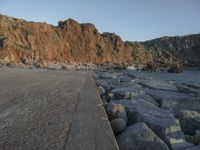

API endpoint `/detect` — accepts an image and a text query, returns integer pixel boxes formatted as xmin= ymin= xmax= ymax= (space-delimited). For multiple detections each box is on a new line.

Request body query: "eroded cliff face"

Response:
xmin=0 ymin=14 xmax=199 ymax=68
xmin=141 ymin=35 xmax=200 ymax=67
xmin=0 ymin=14 xmax=132 ymax=66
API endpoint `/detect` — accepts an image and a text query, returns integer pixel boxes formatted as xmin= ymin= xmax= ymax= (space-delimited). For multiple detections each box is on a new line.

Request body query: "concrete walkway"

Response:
xmin=0 ymin=68 xmax=118 ymax=150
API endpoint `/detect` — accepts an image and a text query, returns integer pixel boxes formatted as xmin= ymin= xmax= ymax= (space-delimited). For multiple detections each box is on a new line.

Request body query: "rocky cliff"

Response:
xmin=0 ymin=14 xmax=199 ymax=68
xmin=141 ymin=34 xmax=200 ymax=67
xmin=0 ymin=14 xmax=132 ymax=67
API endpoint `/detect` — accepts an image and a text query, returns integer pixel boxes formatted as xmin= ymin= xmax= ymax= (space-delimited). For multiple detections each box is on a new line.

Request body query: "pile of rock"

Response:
xmin=95 ymin=70 xmax=200 ymax=150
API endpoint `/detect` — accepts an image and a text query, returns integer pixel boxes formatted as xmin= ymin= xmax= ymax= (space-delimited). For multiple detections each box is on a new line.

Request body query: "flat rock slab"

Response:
xmin=139 ymin=79 xmax=178 ymax=91
xmin=0 ymin=68 xmax=118 ymax=150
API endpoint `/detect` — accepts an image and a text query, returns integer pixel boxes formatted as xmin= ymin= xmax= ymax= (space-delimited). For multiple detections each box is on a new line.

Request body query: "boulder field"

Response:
xmin=95 ymin=70 xmax=200 ymax=150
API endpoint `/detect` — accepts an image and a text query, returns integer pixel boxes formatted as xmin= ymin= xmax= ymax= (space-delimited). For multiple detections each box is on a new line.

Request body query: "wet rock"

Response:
xmin=110 ymin=118 xmax=126 ymax=135
xmin=174 ymin=110 xmax=200 ymax=135
xmin=106 ymin=103 xmax=127 ymax=122
xmin=139 ymin=79 xmax=178 ymax=91
xmin=117 ymin=122 xmax=169 ymax=150
xmin=111 ymin=99 xmax=186 ymax=149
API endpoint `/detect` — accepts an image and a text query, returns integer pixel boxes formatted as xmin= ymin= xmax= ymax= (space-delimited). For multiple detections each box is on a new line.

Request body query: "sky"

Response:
xmin=0 ymin=0 xmax=199 ymax=41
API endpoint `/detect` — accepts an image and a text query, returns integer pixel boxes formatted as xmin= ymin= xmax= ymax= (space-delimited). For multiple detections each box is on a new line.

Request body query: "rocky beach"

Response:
xmin=95 ymin=69 xmax=200 ymax=150
xmin=0 ymin=10 xmax=200 ymax=150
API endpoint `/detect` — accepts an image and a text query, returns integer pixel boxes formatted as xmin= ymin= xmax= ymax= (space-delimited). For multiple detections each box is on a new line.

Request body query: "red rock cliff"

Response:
xmin=0 ymin=14 xmax=132 ymax=66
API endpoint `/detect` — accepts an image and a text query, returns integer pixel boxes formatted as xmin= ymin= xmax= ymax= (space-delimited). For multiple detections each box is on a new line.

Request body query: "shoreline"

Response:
xmin=1 ymin=61 xmax=200 ymax=72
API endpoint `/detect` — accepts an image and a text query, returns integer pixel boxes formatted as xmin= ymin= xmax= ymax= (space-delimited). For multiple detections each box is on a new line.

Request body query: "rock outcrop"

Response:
xmin=0 ymin=14 xmax=199 ymax=68
xmin=0 ymin=14 xmax=132 ymax=67
xmin=141 ymin=35 xmax=200 ymax=68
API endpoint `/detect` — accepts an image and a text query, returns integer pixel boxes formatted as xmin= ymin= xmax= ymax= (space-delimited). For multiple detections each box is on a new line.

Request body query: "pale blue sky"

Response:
xmin=0 ymin=0 xmax=199 ymax=41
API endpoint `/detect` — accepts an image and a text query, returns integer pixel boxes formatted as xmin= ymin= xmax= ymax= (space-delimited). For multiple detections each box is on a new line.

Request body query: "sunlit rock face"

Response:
xmin=0 ymin=14 xmax=199 ymax=68
xmin=0 ymin=14 xmax=132 ymax=66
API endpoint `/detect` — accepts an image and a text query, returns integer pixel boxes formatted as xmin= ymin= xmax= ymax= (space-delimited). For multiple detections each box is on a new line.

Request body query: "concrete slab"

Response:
xmin=0 ymin=68 xmax=118 ymax=150
xmin=64 ymin=75 xmax=119 ymax=150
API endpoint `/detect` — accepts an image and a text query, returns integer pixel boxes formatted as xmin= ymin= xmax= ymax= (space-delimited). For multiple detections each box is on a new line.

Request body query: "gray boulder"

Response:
xmin=177 ymin=84 xmax=200 ymax=96
xmin=106 ymin=103 xmax=127 ymax=122
xmin=184 ymin=83 xmax=200 ymax=90
xmin=109 ymin=81 xmax=136 ymax=90
xmin=111 ymin=99 xmax=186 ymax=149
xmin=117 ymin=122 xmax=170 ymax=150
xmin=174 ymin=110 xmax=200 ymax=135
xmin=139 ymin=79 xmax=178 ymax=91
xmin=145 ymin=89 xmax=188 ymax=110
xmin=183 ymin=145 xmax=200 ymax=150
xmin=118 ymin=76 xmax=133 ymax=83
xmin=98 ymin=86 xmax=105 ymax=96
xmin=109 ymin=85 xmax=158 ymax=106
xmin=110 ymin=118 xmax=126 ymax=134
xmin=96 ymin=79 xmax=111 ymax=94
xmin=98 ymin=72 xmax=118 ymax=79
xmin=170 ymin=139 xmax=194 ymax=150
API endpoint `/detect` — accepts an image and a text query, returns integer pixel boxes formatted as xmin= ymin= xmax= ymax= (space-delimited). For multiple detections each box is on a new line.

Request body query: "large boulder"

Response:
xmin=98 ymin=86 xmax=105 ymax=96
xmin=110 ymin=118 xmax=126 ymax=135
xmin=109 ymin=85 xmax=158 ymax=106
xmin=184 ymin=83 xmax=200 ymax=90
xmin=95 ymin=79 xmax=111 ymax=94
xmin=107 ymin=78 xmax=135 ymax=89
xmin=144 ymin=89 xmax=188 ymax=110
xmin=174 ymin=110 xmax=200 ymax=135
xmin=139 ymin=79 xmax=178 ymax=91
xmin=117 ymin=122 xmax=169 ymax=150
xmin=176 ymin=84 xmax=200 ymax=96
xmin=111 ymin=99 xmax=187 ymax=149
xmin=105 ymin=103 xmax=127 ymax=123
xmin=183 ymin=145 xmax=200 ymax=150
